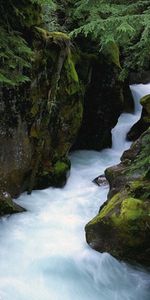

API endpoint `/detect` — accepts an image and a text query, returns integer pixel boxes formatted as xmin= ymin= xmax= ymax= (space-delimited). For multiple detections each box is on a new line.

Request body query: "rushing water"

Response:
xmin=0 ymin=84 xmax=150 ymax=300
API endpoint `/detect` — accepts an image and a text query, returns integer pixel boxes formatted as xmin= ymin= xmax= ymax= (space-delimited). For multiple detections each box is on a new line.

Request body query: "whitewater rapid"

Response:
xmin=0 ymin=84 xmax=150 ymax=300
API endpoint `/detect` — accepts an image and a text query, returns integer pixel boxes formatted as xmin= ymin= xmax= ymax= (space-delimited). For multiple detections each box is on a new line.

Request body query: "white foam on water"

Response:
xmin=130 ymin=83 xmax=150 ymax=113
xmin=0 ymin=84 xmax=150 ymax=300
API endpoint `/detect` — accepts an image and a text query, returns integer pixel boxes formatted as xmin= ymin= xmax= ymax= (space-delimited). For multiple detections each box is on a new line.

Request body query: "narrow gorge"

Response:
xmin=0 ymin=84 xmax=149 ymax=299
xmin=0 ymin=1 xmax=150 ymax=299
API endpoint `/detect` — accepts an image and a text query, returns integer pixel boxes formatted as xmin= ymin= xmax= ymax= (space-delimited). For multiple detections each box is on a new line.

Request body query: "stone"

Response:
xmin=85 ymin=128 xmax=150 ymax=266
xmin=72 ymin=51 xmax=124 ymax=151
xmin=127 ymin=94 xmax=150 ymax=141
xmin=0 ymin=192 xmax=25 ymax=217
xmin=0 ymin=28 xmax=84 ymax=201
xmin=93 ymin=175 xmax=108 ymax=187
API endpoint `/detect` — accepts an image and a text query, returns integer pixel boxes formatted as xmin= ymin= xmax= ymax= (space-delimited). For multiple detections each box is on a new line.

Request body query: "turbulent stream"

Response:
xmin=0 ymin=84 xmax=150 ymax=300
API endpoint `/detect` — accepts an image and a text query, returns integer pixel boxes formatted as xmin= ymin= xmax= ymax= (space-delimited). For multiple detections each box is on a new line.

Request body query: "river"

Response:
xmin=0 ymin=84 xmax=150 ymax=300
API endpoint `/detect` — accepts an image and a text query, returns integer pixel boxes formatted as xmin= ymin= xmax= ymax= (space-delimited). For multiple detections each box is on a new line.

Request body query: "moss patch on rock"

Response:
xmin=104 ymin=41 xmax=121 ymax=68
xmin=128 ymin=129 xmax=150 ymax=178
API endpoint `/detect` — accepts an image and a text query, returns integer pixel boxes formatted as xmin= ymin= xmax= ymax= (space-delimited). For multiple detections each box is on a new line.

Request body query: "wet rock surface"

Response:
xmin=0 ymin=30 xmax=83 ymax=211
xmin=0 ymin=192 xmax=25 ymax=216
xmin=93 ymin=175 xmax=108 ymax=187
xmin=86 ymin=128 xmax=150 ymax=266
xmin=72 ymin=57 xmax=123 ymax=151
xmin=127 ymin=94 xmax=150 ymax=141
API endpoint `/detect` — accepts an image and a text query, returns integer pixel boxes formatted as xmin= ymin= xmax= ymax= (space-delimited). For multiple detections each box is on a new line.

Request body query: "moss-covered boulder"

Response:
xmin=86 ymin=190 xmax=150 ymax=265
xmin=0 ymin=29 xmax=83 ymax=200
xmin=127 ymin=94 xmax=150 ymax=141
xmin=86 ymin=128 xmax=150 ymax=265
xmin=28 ymin=29 xmax=83 ymax=191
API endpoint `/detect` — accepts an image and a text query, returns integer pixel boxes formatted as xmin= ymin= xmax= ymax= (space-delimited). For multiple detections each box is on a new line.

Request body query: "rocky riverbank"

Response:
xmin=85 ymin=95 xmax=150 ymax=266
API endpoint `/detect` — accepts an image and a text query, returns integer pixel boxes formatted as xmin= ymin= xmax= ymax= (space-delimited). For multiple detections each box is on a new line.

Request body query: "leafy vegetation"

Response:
xmin=0 ymin=27 xmax=33 ymax=85
xmin=0 ymin=0 xmax=150 ymax=85
xmin=69 ymin=0 xmax=150 ymax=78
xmin=0 ymin=0 xmax=54 ymax=86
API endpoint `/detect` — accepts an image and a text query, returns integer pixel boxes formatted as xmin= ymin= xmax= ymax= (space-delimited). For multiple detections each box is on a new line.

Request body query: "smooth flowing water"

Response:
xmin=0 ymin=84 xmax=150 ymax=300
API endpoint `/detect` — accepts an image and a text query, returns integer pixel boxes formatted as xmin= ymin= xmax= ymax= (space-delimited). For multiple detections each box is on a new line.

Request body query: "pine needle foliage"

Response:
xmin=0 ymin=0 xmax=55 ymax=86
xmin=0 ymin=27 xmax=33 ymax=86
xmin=70 ymin=0 xmax=150 ymax=77
xmin=1 ymin=0 xmax=149 ymax=85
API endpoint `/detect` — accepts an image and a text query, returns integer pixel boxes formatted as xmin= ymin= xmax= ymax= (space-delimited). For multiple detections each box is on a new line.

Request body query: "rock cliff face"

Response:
xmin=0 ymin=0 xmax=84 ymax=213
xmin=127 ymin=94 xmax=150 ymax=141
xmin=72 ymin=57 xmax=123 ymax=150
xmin=85 ymin=127 xmax=150 ymax=266
xmin=27 ymin=30 xmax=83 ymax=192
xmin=70 ymin=36 xmax=134 ymax=151
xmin=0 ymin=30 xmax=83 ymax=205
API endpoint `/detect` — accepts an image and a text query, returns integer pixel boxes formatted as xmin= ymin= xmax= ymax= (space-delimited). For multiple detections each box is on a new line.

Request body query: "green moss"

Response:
xmin=66 ymin=55 xmax=79 ymax=82
xmin=37 ymin=158 xmax=71 ymax=189
xmin=140 ymin=94 xmax=150 ymax=122
xmin=30 ymin=125 xmax=39 ymax=138
xmin=127 ymin=128 xmax=150 ymax=177
xmin=104 ymin=196 xmax=148 ymax=225
xmin=104 ymin=41 xmax=121 ymax=68
xmin=47 ymin=31 xmax=70 ymax=41
xmin=87 ymin=193 xmax=147 ymax=225
xmin=113 ymin=197 xmax=149 ymax=247
xmin=35 ymin=27 xmax=70 ymax=43
xmin=64 ymin=52 xmax=80 ymax=96
xmin=86 ymin=193 xmax=122 ymax=227
xmin=140 ymin=94 xmax=150 ymax=113
xmin=129 ymin=180 xmax=143 ymax=190
xmin=100 ymin=193 xmax=122 ymax=219
xmin=129 ymin=180 xmax=150 ymax=200
xmin=87 ymin=190 xmax=150 ymax=229
xmin=120 ymin=197 xmax=147 ymax=220
xmin=54 ymin=161 xmax=69 ymax=176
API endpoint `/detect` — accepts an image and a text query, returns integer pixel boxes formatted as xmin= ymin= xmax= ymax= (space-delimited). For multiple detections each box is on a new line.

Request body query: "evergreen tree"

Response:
xmin=1 ymin=0 xmax=150 ymax=85
xmin=69 ymin=0 xmax=150 ymax=77
xmin=0 ymin=0 xmax=55 ymax=86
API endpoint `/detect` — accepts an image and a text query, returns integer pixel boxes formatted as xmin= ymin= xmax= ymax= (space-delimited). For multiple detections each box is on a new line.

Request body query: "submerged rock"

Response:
xmin=93 ymin=175 xmax=108 ymax=187
xmin=85 ymin=128 xmax=150 ymax=266
xmin=0 ymin=192 xmax=25 ymax=216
